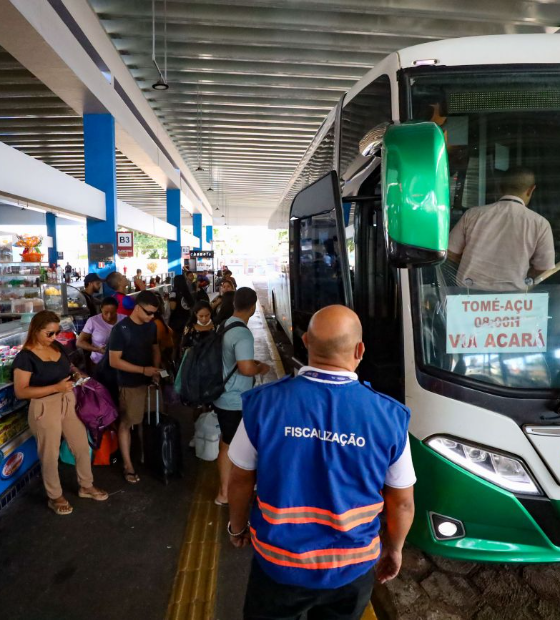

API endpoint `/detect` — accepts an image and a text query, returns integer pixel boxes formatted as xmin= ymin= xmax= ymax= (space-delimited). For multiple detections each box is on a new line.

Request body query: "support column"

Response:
xmin=193 ymin=213 xmax=202 ymax=250
xmin=45 ymin=212 xmax=57 ymax=267
xmin=167 ymin=188 xmax=181 ymax=276
xmin=84 ymin=114 xmax=117 ymax=275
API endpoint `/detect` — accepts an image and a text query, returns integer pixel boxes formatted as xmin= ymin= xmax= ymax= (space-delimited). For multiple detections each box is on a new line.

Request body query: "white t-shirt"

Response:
xmin=228 ymin=367 xmax=416 ymax=489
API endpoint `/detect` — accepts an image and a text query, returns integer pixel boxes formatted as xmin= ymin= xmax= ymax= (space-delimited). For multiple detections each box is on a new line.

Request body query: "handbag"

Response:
xmin=92 ymin=427 xmax=119 ymax=466
xmin=59 ymin=439 xmax=92 ymax=465
xmin=73 ymin=378 xmax=119 ymax=449
xmin=194 ymin=411 xmax=220 ymax=461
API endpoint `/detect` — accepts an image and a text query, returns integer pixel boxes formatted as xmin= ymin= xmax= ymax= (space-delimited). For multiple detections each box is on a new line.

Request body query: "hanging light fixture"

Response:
xmin=207 ymin=132 xmax=214 ymax=191
xmin=215 ymin=170 xmax=222 ymax=211
xmin=195 ymin=88 xmax=204 ymax=171
xmin=151 ymin=0 xmax=169 ymax=90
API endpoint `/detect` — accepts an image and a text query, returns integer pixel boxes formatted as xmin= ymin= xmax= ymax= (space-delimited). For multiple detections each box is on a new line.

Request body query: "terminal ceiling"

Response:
xmin=3 ymin=1 xmax=560 ymax=226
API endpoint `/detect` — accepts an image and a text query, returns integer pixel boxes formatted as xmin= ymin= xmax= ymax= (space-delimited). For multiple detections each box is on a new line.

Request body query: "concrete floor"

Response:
xmin=0 ymin=283 xmax=282 ymax=620
xmin=0 ymin=407 xmax=198 ymax=620
xmin=10 ymin=276 xmax=552 ymax=620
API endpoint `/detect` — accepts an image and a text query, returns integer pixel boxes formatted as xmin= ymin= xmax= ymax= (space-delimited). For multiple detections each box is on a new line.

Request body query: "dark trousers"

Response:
xmin=243 ymin=558 xmax=374 ymax=620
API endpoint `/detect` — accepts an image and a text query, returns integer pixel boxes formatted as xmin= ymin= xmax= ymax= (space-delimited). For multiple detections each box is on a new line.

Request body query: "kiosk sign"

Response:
xmin=446 ymin=293 xmax=549 ymax=354
xmin=191 ymin=250 xmax=214 ymax=258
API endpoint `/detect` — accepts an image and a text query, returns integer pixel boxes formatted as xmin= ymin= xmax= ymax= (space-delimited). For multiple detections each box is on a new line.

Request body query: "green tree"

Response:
xmin=132 ymin=231 xmax=168 ymax=259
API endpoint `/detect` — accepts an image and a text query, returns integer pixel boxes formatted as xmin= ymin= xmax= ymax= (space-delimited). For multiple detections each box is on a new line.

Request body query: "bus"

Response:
xmin=268 ymin=33 xmax=560 ymax=563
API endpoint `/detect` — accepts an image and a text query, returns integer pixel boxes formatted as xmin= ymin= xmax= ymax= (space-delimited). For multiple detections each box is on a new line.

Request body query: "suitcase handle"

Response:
xmin=147 ymin=383 xmax=160 ymax=425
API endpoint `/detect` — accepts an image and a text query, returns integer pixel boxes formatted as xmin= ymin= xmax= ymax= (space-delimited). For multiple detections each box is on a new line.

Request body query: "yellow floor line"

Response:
xmin=166 ymin=459 xmax=378 ymax=620
xmin=166 ymin=461 xmax=224 ymax=620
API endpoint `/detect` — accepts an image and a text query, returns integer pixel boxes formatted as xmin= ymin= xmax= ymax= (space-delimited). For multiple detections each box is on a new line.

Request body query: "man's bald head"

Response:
xmin=304 ymin=306 xmax=364 ymax=371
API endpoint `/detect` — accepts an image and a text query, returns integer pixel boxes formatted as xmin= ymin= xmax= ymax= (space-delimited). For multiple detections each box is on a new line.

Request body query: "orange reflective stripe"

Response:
xmin=257 ymin=498 xmax=383 ymax=532
xmin=250 ymin=528 xmax=381 ymax=570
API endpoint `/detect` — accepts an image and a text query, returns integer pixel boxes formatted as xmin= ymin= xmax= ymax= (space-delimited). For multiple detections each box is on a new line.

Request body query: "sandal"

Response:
xmin=78 ymin=486 xmax=109 ymax=501
xmin=48 ymin=498 xmax=74 ymax=515
xmin=123 ymin=470 xmax=140 ymax=484
xmin=214 ymin=498 xmax=229 ymax=507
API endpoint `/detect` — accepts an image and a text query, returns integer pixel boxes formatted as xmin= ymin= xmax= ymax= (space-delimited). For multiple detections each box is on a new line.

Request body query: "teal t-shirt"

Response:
xmin=213 ymin=316 xmax=254 ymax=411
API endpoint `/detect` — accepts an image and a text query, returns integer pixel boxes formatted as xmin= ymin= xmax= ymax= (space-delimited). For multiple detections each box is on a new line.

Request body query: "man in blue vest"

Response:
xmin=227 ymin=305 xmax=415 ymax=620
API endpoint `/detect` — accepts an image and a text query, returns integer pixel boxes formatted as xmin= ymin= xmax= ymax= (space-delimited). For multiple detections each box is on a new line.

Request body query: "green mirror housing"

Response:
xmin=382 ymin=122 xmax=450 ymax=268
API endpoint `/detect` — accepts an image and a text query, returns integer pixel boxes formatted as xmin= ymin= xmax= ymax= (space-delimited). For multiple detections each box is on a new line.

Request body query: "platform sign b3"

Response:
xmin=117 ymin=231 xmax=134 ymax=258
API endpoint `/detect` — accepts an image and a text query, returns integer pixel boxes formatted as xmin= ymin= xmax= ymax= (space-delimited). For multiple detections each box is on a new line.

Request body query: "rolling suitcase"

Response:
xmin=143 ymin=384 xmax=183 ymax=484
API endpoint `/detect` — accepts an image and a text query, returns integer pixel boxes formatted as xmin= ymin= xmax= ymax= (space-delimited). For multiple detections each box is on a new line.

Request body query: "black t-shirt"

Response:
xmin=214 ymin=291 xmax=235 ymax=325
xmin=82 ymin=291 xmax=100 ymax=317
xmin=108 ymin=316 xmax=157 ymax=387
xmin=181 ymin=324 xmax=215 ymax=351
xmin=169 ymin=275 xmax=194 ymax=333
xmin=13 ymin=341 xmax=71 ymax=387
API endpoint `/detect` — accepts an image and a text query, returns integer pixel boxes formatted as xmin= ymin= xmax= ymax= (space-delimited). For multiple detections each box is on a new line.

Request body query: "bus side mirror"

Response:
xmin=382 ymin=122 xmax=450 ymax=268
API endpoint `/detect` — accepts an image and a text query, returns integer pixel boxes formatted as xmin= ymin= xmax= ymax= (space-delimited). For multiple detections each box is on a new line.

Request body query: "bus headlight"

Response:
xmin=426 ymin=436 xmax=541 ymax=496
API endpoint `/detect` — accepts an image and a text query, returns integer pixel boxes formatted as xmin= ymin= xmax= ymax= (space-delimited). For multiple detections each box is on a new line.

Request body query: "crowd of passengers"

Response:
xmin=12 ymin=272 xmax=415 ymax=620
xmin=12 ymin=266 xmax=251 ymax=513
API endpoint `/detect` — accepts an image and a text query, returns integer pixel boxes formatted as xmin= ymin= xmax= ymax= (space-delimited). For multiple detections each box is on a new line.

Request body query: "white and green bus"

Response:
xmin=268 ymin=33 xmax=560 ymax=562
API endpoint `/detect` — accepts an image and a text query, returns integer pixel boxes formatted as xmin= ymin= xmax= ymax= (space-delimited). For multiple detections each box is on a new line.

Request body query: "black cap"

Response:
xmin=84 ymin=273 xmax=104 ymax=286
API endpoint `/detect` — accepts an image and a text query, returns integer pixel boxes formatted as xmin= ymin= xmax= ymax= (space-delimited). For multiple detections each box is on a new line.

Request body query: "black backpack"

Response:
xmin=176 ymin=320 xmax=249 ymax=407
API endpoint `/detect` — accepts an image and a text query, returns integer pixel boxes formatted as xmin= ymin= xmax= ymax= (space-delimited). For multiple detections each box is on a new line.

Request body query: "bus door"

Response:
xmin=289 ymin=171 xmax=352 ymax=365
xmin=342 ymin=167 xmax=402 ymax=399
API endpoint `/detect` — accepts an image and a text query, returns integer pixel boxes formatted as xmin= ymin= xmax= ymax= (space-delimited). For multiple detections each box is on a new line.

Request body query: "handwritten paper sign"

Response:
xmin=446 ymin=294 xmax=549 ymax=354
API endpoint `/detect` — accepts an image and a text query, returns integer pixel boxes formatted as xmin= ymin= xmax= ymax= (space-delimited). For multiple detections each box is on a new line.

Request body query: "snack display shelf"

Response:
xmin=0 ymin=399 xmax=26 ymax=422
xmin=0 ymin=286 xmax=40 ymax=290
xmin=0 ymin=405 xmax=27 ymax=450
xmin=0 ymin=428 xmax=38 ymax=498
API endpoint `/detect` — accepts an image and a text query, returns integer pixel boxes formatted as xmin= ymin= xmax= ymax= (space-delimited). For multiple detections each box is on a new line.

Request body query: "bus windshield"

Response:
xmin=408 ymin=67 xmax=560 ymax=390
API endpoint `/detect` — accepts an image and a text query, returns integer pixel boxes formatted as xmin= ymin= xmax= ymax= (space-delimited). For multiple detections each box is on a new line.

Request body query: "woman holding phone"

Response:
xmin=13 ymin=311 xmax=108 ymax=515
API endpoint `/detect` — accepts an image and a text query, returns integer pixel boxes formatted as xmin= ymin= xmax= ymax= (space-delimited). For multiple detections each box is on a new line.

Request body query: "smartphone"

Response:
xmin=159 ymin=370 xmax=169 ymax=379
xmin=73 ymin=376 xmax=91 ymax=388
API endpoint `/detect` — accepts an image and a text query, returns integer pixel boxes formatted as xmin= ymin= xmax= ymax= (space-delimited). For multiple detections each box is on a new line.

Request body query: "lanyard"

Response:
xmin=300 ymin=370 xmax=355 ymax=384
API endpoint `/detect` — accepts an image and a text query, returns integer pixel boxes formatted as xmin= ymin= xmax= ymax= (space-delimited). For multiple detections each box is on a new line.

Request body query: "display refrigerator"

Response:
xmin=0 ymin=321 xmax=39 ymax=508
xmin=0 ymin=262 xmax=46 ymax=317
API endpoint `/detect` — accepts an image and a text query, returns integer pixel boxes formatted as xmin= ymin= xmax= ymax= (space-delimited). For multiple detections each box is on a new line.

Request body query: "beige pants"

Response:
xmin=28 ymin=392 xmax=94 ymax=499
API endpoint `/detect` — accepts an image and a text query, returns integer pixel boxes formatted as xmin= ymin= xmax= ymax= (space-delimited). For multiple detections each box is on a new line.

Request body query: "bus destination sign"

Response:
xmin=446 ymin=293 xmax=549 ymax=354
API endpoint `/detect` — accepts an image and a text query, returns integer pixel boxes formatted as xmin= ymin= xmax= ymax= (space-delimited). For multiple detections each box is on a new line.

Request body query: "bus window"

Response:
xmin=340 ymin=75 xmax=392 ymax=183
xmin=289 ymin=173 xmax=346 ymax=362
xmin=407 ymin=68 xmax=560 ymax=390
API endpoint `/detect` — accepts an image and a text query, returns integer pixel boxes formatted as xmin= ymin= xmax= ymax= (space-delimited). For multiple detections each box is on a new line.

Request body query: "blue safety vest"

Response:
xmin=242 ymin=371 xmax=410 ymax=589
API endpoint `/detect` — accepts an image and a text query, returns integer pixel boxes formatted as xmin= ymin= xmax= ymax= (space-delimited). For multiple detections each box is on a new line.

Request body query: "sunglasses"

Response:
xmin=45 ymin=330 xmax=61 ymax=338
xmin=139 ymin=306 xmax=156 ymax=317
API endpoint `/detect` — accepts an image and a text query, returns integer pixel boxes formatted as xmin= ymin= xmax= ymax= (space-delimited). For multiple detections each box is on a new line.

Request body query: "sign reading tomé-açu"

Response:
xmin=446 ymin=294 xmax=549 ymax=354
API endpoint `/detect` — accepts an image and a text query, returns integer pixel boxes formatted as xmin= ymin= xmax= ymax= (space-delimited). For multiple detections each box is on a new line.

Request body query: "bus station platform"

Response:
xmin=2 ymin=280 xmax=560 ymax=620
xmin=0 ymin=283 xmax=375 ymax=620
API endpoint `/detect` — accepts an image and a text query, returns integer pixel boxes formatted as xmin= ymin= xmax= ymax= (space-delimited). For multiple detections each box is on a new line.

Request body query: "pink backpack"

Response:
xmin=74 ymin=378 xmax=119 ymax=448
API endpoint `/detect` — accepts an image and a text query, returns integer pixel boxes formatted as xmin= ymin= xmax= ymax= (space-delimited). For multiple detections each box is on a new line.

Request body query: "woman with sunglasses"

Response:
xmin=13 ymin=311 xmax=108 ymax=515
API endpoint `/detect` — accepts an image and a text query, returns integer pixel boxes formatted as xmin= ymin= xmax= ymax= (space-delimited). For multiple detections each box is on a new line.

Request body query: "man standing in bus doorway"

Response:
xmin=447 ymin=167 xmax=555 ymax=291
xmin=227 ymin=305 xmax=416 ymax=620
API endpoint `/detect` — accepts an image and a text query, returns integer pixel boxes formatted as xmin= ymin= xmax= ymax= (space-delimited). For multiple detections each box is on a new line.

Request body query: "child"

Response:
xmin=181 ymin=301 xmax=215 ymax=353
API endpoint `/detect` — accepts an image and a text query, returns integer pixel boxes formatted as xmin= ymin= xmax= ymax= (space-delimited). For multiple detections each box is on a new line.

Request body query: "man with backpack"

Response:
xmin=213 ymin=287 xmax=270 ymax=506
xmin=108 ymin=290 xmax=162 ymax=484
